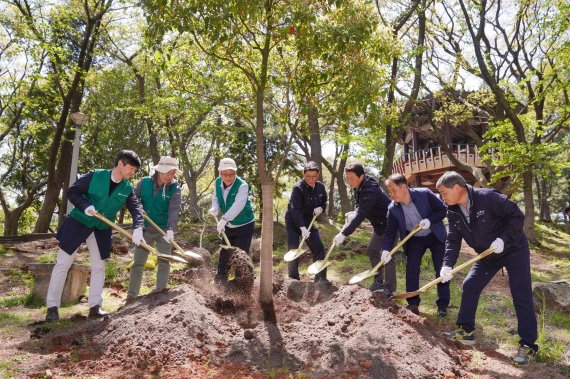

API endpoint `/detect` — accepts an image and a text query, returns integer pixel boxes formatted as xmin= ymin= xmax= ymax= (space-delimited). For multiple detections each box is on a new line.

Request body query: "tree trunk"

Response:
xmin=185 ymin=176 xmax=201 ymax=221
xmin=522 ymin=170 xmax=536 ymax=241
xmin=307 ymin=100 xmax=323 ymax=177
xmin=327 ymin=173 xmax=336 ymax=219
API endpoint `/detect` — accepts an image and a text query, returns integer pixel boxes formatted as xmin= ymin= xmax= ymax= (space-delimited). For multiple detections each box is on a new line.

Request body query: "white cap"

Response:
xmin=218 ymin=158 xmax=237 ymax=172
xmin=154 ymin=156 xmax=182 ymax=175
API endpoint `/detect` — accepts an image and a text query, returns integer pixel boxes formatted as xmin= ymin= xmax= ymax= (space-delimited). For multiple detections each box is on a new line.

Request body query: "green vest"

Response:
xmin=140 ymin=176 xmax=178 ymax=229
xmin=70 ymin=169 xmax=133 ymax=230
xmin=215 ymin=176 xmax=254 ymax=226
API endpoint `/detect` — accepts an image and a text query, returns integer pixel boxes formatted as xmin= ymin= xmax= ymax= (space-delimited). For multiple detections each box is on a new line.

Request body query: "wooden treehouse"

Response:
xmin=391 ymin=95 xmax=490 ymax=190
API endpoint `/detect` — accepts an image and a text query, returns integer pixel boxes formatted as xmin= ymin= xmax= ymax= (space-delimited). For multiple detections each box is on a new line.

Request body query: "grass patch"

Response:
xmin=36 ymin=251 xmax=58 ymax=264
xmin=105 ymin=257 xmax=125 ymax=284
xmin=0 ymin=245 xmax=13 ymax=256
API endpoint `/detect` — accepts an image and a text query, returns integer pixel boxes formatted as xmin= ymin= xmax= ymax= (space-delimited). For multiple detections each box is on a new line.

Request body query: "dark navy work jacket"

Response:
xmin=285 ymin=180 xmax=327 ymax=229
xmin=342 ymin=175 xmax=391 ymax=236
xmin=443 ymin=185 xmax=528 ymax=267
xmin=382 ymin=187 xmax=447 ymax=253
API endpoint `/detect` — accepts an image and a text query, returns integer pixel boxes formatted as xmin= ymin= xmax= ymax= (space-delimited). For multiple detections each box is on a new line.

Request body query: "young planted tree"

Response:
xmin=143 ymin=0 xmax=314 ymax=316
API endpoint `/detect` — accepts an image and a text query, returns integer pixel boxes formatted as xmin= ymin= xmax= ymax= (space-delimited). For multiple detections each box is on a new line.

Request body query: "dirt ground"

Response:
xmin=1 ymin=239 xmax=568 ymax=378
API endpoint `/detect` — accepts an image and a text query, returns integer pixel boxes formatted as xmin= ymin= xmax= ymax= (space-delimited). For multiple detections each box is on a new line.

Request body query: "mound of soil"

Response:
xmin=19 ymin=272 xmax=558 ymax=378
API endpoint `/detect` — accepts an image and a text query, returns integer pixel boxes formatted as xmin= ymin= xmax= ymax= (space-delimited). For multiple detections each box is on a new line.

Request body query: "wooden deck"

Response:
xmin=392 ymin=144 xmax=485 ymax=187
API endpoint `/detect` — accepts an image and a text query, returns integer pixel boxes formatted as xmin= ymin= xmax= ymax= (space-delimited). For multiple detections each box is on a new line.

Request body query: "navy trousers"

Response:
xmin=405 ymin=233 xmax=450 ymax=307
xmin=286 ymin=222 xmax=327 ymax=281
xmin=457 ymin=241 xmax=538 ymax=349
xmin=217 ymin=222 xmax=254 ymax=281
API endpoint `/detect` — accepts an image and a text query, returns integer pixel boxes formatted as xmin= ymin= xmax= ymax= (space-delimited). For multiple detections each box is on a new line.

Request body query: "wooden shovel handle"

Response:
xmin=296 ymin=213 xmax=319 ymax=250
xmin=423 ymin=247 xmax=496 ymax=290
xmin=394 ymin=247 xmax=496 ymax=299
xmin=91 ymin=211 xmax=183 ymax=261
xmin=369 ymin=223 xmax=423 ymax=274
xmin=143 ymin=213 xmax=187 ymax=255
xmin=213 ymin=215 xmax=232 ymax=247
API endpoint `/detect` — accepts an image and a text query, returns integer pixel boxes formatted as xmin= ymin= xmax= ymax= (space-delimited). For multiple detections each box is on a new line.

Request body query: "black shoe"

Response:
xmin=88 ymin=305 xmax=109 ymax=318
xmin=406 ymin=304 xmax=420 ymax=315
xmin=369 ymin=280 xmax=385 ymax=292
xmin=443 ymin=328 xmax=475 ymax=345
xmin=512 ymin=345 xmax=537 ymax=366
xmin=437 ymin=306 xmax=448 ymax=318
xmin=45 ymin=306 xmax=59 ymax=321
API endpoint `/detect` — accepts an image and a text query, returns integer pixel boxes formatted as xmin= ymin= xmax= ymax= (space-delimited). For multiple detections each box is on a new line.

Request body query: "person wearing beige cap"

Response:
xmin=127 ymin=156 xmax=182 ymax=302
xmin=209 ymin=157 xmax=255 ymax=283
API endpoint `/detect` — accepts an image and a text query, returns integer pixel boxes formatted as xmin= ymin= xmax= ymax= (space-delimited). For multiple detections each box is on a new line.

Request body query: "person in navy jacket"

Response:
xmin=333 ymin=162 xmax=393 ymax=294
xmin=285 ymin=161 xmax=329 ymax=283
xmin=437 ymin=171 xmax=538 ymax=366
xmin=45 ymin=150 xmax=144 ymax=321
xmin=381 ymin=173 xmax=449 ymax=316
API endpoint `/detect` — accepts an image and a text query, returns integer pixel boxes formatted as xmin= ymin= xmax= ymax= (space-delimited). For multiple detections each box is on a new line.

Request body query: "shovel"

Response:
xmin=90 ymin=211 xmax=188 ymax=264
xmin=306 ymin=218 xmax=351 ymax=275
xmin=283 ymin=214 xmax=319 ymax=262
xmin=348 ymin=224 xmax=423 ymax=285
xmin=142 ymin=213 xmax=204 ymax=265
xmin=391 ymin=247 xmax=496 ymax=300
xmin=213 ymin=215 xmax=232 ymax=249
xmin=306 ymin=241 xmax=336 ymax=275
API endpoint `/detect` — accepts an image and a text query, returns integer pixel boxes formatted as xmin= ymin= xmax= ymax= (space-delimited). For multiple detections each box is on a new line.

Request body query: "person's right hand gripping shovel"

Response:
xmin=306 ymin=218 xmax=352 ymax=275
xmin=89 ymin=211 xmax=188 ymax=264
xmin=391 ymin=246 xmax=496 ymax=300
xmin=348 ymin=223 xmax=423 ymax=285
xmin=283 ymin=213 xmax=319 ymax=262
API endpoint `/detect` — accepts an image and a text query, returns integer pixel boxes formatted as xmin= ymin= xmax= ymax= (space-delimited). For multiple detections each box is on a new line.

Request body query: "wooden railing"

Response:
xmin=392 ymin=143 xmax=484 ymax=176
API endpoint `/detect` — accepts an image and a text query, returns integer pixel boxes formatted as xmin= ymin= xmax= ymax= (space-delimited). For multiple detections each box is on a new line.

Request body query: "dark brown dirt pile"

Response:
xmin=19 ymin=278 xmax=506 ymax=378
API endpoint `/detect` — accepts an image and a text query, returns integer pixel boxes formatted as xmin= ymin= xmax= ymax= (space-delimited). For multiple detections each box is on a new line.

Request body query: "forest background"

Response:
xmin=1 ymin=0 xmax=569 ymax=306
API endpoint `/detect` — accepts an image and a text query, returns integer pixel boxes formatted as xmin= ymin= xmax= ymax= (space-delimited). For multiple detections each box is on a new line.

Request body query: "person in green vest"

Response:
xmin=208 ymin=158 xmax=255 ymax=283
xmin=126 ymin=156 xmax=182 ymax=302
xmin=45 ymin=150 xmax=144 ymax=321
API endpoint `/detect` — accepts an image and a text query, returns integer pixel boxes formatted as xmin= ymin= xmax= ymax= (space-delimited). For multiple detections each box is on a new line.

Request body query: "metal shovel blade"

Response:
xmin=348 ymin=269 xmax=376 ymax=285
xmin=158 ymin=253 xmax=188 ymax=264
xmin=391 ymin=290 xmax=422 ymax=300
xmin=307 ymin=260 xmax=332 ymax=275
xmin=283 ymin=248 xmax=309 ymax=262
xmin=175 ymin=250 xmax=204 ymax=265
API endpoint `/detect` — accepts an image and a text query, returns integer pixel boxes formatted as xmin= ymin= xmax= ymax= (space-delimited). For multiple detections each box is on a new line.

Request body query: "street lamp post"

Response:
xmin=67 ymin=112 xmax=89 ymax=214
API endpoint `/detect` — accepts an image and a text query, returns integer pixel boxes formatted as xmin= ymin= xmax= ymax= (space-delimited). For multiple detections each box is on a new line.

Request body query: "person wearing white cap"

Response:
xmin=126 ymin=156 xmax=182 ymax=302
xmin=209 ymin=157 xmax=255 ymax=283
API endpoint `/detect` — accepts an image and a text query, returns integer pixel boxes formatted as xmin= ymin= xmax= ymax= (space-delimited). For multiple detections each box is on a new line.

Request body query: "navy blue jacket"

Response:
xmin=443 ymin=185 xmax=528 ymax=267
xmin=57 ymin=171 xmax=144 ymax=259
xmin=382 ymin=187 xmax=447 ymax=252
xmin=342 ymin=175 xmax=390 ymax=236
xmin=285 ymin=180 xmax=327 ymax=229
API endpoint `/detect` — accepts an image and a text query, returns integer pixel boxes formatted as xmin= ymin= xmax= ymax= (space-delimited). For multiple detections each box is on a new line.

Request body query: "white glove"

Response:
xmin=208 ymin=207 xmax=219 ymax=217
xmin=300 ymin=227 xmax=310 ymax=239
xmin=84 ymin=205 xmax=96 ymax=216
xmin=333 ymin=233 xmax=346 ymax=245
xmin=163 ymin=230 xmax=174 ymax=243
xmin=381 ymin=250 xmax=391 ymax=264
xmin=345 ymin=211 xmax=356 ymax=222
xmin=440 ymin=266 xmax=453 ymax=283
xmin=132 ymin=227 xmax=145 ymax=246
xmin=313 ymin=207 xmax=323 ymax=216
xmin=419 ymin=218 xmax=431 ymax=230
xmin=217 ymin=218 xmax=228 ymax=233
xmin=490 ymin=238 xmax=504 ymax=254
